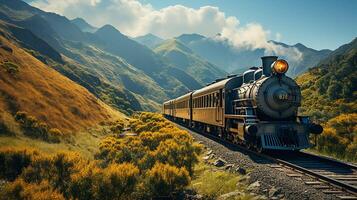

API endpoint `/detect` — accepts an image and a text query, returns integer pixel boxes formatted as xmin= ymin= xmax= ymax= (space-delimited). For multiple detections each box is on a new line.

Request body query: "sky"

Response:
xmin=140 ymin=0 xmax=357 ymax=50
xmin=26 ymin=0 xmax=357 ymax=50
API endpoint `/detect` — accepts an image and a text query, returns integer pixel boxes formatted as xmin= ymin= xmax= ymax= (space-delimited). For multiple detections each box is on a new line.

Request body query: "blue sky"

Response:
xmin=27 ymin=0 xmax=356 ymax=51
xmin=140 ymin=0 xmax=357 ymax=50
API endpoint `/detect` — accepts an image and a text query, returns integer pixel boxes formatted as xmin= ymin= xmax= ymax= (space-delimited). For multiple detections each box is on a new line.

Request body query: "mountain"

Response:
xmin=176 ymin=34 xmax=264 ymax=73
xmin=71 ymin=17 xmax=97 ymax=33
xmin=176 ymin=34 xmax=331 ymax=77
xmin=93 ymin=25 xmax=201 ymax=95
xmin=154 ymin=39 xmax=227 ymax=85
xmin=134 ymin=33 xmax=164 ymax=48
xmin=0 ymin=23 xmax=122 ymax=132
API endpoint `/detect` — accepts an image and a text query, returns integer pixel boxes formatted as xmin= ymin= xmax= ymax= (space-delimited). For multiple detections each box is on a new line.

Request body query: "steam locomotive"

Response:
xmin=163 ymin=56 xmax=323 ymax=152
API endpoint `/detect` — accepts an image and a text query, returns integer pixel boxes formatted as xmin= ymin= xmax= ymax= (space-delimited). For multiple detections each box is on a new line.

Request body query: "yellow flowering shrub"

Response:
xmin=14 ymin=111 xmax=65 ymax=143
xmin=98 ymin=112 xmax=202 ymax=197
xmin=0 ymin=112 xmax=202 ymax=199
xmin=145 ymin=162 xmax=190 ymax=197
xmin=317 ymin=113 xmax=357 ymax=161
xmin=98 ymin=163 xmax=139 ymax=199
xmin=1 ymin=179 xmax=65 ymax=200
xmin=0 ymin=148 xmax=37 ymax=181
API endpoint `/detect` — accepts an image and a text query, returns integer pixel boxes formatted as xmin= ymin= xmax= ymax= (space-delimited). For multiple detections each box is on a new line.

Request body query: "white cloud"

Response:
xmin=30 ymin=0 xmax=302 ymax=61
xmin=90 ymin=0 xmax=101 ymax=6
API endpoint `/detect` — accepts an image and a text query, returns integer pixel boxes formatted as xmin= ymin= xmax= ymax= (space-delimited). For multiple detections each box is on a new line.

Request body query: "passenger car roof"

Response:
xmin=192 ymin=76 xmax=242 ymax=97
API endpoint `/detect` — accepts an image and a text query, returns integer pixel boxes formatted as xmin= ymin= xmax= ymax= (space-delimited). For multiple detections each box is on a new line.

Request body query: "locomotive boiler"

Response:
xmin=163 ymin=56 xmax=323 ymax=152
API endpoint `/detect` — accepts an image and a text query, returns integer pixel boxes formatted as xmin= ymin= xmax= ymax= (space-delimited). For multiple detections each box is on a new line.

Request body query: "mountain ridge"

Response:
xmin=134 ymin=33 xmax=164 ymax=48
xmin=154 ymin=39 xmax=227 ymax=84
xmin=176 ymin=33 xmax=332 ymax=77
xmin=71 ymin=17 xmax=97 ymax=33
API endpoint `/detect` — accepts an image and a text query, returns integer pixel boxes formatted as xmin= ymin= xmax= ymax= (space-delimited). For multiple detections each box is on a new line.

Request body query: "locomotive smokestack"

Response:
xmin=261 ymin=56 xmax=278 ymax=76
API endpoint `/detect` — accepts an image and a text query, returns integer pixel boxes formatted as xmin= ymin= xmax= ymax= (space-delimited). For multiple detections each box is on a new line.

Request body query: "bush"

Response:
xmin=316 ymin=113 xmax=357 ymax=162
xmin=0 ymin=148 xmax=142 ymax=200
xmin=1 ymin=179 xmax=65 ymax=200
xmin=98 ymin=113 xmax=201 ymax=173
xmin=68 ymin=162 xmax=101 ymax=200
xmin=152 ymin=138 xmax=199 ymax=175
xmin=0 ymin=122 xmax=10 ymax=135
xmin=97 ymin=163 xmax=139 ymax=199
xmin=98 ymin=112 xmax=202 ymax=197
xmin=0 ymin=112 xmax=21 ymax=136
xmin=0 ymin=148 xmax=35 ymax=181
xmin=48 ymin=128 xmax=63 ymax=143
xmin=0 ymin=44 xmax=13 ymax=53
xmin=14 ymin=111 xmax=62 ymax=143
xmin=145 ymin=162 xmax=190 ymax=197
xmin=69 ymin=162 xmax=139 ymax=200
xmin=1 ymin=61 xmax=19 ymax=75
xmin=109 ymin=119 xmax=126 ymax=134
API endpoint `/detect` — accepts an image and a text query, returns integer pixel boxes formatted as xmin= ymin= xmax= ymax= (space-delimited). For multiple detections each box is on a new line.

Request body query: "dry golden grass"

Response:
xmin=0 ymin=34 xmax=123 ymax=133
xmin=0 ymin=129 xmax=106 ymax=159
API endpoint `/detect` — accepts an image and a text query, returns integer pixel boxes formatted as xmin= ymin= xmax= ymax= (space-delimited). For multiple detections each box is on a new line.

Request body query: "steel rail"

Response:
xmin=271 ymin=156 xmax=357 ymax=194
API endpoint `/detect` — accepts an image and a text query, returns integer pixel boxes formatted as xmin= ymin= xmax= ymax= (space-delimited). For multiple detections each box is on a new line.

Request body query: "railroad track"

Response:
xmin=173 ymin=122 xmax=357 ymax=199
xmin=268 ymin=151 xmax=357 ymax=199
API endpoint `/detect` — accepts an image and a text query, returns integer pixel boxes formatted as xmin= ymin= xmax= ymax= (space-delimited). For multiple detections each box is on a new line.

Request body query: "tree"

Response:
xmin=327 ymin=81 xmax=342 ymax=100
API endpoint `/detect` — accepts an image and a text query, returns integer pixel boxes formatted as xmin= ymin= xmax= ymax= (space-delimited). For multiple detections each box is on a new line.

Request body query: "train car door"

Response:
xmin=173 ymin=101 xmax=176 ymax=118
xmin=216 ymin=89 xmax=223 ymax=124
xmin=189 ymin=96 xmax=192 ymax=127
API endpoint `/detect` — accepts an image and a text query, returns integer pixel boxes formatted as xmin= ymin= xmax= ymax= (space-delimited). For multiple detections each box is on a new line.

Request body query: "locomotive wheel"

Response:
xmin=246 ymin=142 xmax=253 ymax=150
xmin=256 ymin=141 xmax=264 ymax=153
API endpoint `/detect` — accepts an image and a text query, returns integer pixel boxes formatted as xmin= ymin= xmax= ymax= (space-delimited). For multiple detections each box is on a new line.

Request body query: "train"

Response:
xmin=163 ymin=56 xmax=323 ymax=152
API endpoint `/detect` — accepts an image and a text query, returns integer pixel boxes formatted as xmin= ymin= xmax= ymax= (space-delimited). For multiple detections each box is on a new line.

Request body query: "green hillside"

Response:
xmin=154 ymin=39 xmax=227 ymax=85
xmin=296 ymin=38 xmax=357 ymax=161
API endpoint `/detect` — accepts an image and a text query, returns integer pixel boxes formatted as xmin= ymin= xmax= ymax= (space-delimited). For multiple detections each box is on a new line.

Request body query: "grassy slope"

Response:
xmin=154 ymin=39 xmax=227 ymax=85
xmin=0 ymin=30 xmax=123 ymax=133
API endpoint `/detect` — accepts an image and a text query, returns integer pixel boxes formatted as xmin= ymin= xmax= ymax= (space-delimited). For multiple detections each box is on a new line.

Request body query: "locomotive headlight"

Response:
xmin=272 ymin=59 xmax=289 ymax=74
